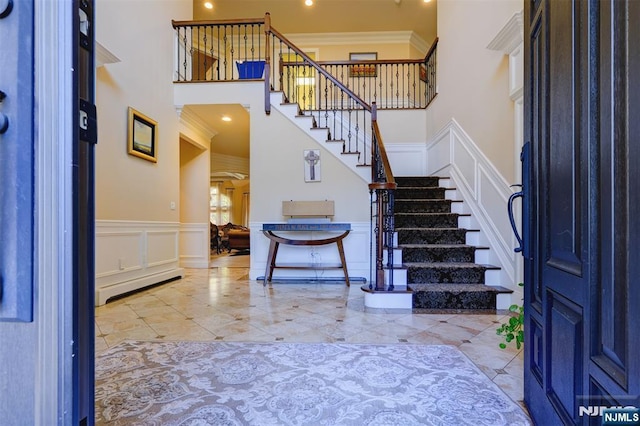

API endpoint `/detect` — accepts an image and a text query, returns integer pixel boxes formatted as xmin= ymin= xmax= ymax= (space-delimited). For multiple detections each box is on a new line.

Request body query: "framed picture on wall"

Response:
xmin=349 ymin=52 xmax=377 ymax=77
xmin=304 ymin=149 xmax=321 ymax=182
xmin=127 ymin=107 xmax=158 ymax=162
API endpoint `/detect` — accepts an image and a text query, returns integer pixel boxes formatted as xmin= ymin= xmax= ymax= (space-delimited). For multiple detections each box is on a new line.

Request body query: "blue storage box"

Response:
xmin=236 ymin=60 xmax=265 ymax=79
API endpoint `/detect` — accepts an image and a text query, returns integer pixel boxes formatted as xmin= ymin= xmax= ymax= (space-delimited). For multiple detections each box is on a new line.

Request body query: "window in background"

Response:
xmin=210 ymin=183 xmax=231 ymax=225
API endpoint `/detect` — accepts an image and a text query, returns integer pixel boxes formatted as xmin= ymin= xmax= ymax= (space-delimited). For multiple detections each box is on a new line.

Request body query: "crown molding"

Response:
xmin=177 ymin=105 xmax=218 ymax=144
xmin=285 ymin=30 xmax=429 ymax=55
xmin=487 ymin=10 xmax=524 ymax=54
xmin=96 ymin=41 xmax=120 ymax=67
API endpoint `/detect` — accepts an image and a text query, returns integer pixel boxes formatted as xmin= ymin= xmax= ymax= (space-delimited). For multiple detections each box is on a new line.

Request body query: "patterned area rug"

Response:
xmin=95 ymin=341 xmax=531 ymax=425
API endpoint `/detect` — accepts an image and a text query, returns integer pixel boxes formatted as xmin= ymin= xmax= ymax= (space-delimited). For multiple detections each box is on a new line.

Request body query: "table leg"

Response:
xmin=263 ymin=239 xmax=279 ymax=286
xmin=336 ymin=239 xmax=350 ymax=286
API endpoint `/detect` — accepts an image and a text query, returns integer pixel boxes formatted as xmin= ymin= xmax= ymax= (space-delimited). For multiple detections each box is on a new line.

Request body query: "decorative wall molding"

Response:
xmin=95 ymin=220 xmax=184 ymax=305
xmin=96 ymin=41 xmax=120 ymax=67
xmin=179 ymin=223 xmax=210 ymax=269
xmin=286 ymin=30 xmax=429 ymax=55
xmin=211 ymin=153 xmax=250 ymax=180
xmin=385 ymin=142 xmax=428 ymax=176
xmin=486 ymin=11 xmax=524 ymax=54
xmin=426 ymin=119 xmax=521 ymax=303
xmin=177 ymin=104 xmax=218 ymax=149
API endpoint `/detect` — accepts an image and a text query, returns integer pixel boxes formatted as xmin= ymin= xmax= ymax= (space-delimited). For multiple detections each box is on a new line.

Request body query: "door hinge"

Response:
xmin=79 ymin=99 xmax=97 ymax=144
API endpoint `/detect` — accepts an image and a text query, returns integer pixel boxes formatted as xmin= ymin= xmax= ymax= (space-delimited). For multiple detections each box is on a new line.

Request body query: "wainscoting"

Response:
xmin=95 ymin=220 xmax=184 ymax=306
xmin=179 ymin=222 xmax=210 ymax=269
xmin=426 ymin=119 xmax=522 ymax=306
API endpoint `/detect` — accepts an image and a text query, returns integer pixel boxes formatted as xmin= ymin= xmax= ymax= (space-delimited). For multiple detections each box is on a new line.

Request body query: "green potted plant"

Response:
xmin=496 ymin=282 xmax=524 ymax=349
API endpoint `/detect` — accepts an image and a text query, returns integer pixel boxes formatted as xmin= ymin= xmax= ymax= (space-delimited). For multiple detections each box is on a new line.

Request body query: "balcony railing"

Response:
xmin=171 ymin=17 xmax=438 ymax=110
xmin=172 ymin=13 xmax=437 ymax=290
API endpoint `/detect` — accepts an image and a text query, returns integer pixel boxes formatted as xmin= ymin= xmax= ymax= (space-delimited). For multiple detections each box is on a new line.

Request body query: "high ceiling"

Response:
xmin=193 ymin=0 xmax=437 ymax=43
xmin=189 ymin=0 xmax=437 ymax=161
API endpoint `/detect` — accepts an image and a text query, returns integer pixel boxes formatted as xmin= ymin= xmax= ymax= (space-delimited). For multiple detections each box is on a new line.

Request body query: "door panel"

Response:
xmin=524 ymin=0 xmax=640 ymax=424
xmin=0 ymin=0 xmax=34 ymax=322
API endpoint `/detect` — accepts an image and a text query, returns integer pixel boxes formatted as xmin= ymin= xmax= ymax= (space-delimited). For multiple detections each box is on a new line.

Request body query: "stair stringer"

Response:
xmin=269 ymin=92 xmax=371 ymax=183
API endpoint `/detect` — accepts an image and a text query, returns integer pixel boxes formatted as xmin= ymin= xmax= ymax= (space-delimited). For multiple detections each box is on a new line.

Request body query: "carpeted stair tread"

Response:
xmin=409 ymin=283 xmax=513 ymax=292
xmin=410 ymin=283 xmax=513 ymax=310
xmin=394 ymin=199 xmax=457 ymax=213
xmin=399 ymin=245 xmax=483 ymax=263
xmin=404 ymin=262 xmax=500 ymax=269
xmin=395 ymin=212 xmax=469 ymax=228
xmin=391 ymin=175 xmax=506 ymax=310
xmin=399 ymin=244 xmax=487 ymax=249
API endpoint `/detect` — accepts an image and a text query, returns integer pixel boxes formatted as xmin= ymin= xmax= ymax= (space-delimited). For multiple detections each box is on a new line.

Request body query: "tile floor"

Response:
xmin=95 ymin=252 xmax=527 ymax=413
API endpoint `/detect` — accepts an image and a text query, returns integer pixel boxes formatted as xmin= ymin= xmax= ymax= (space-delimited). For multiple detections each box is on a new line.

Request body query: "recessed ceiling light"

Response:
xmin=221 ymin=115 xmax=232 ymax=122
xmin=204 ymin=1 xmax=213 ymax=9
xmin=305 ymin=0 xmax=313 ymax=6
xmin=423 ymin=0 xmax=431 ymax=2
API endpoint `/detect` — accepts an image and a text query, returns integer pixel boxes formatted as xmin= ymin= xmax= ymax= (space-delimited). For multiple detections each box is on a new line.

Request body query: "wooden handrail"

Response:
xmin=269 ymin=26 xmax=371 ymax=113
xmin=371 ymin=119 xmax=395 ymax=186
xmin=171 ymin=17 xmax=266 ymax=28
xmin=423 ymin=37 xmax=439 ymax=62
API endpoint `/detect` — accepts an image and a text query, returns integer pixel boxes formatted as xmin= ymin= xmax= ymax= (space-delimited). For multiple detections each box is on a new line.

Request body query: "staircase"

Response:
xmin=394 ymin=176 xmax=512 ymax=311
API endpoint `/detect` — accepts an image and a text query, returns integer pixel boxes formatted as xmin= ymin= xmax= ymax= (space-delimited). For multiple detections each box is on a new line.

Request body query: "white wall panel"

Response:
xmin=95 ymin=221 xmax=184 ymax=305
xmin=385 ymin=143 xmax=427 ymax=176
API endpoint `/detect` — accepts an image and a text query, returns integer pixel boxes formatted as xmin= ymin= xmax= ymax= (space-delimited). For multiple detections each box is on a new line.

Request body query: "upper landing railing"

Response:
xmin=171 ymin=16 xmax=438 ymax=111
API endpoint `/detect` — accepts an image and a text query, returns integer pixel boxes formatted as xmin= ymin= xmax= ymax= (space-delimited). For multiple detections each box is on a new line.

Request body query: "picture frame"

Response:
xmin=127 ymin=107 xmax=158 ymax=162
xmin=349 ymin=52 xmax=377 ymax=78
xmin=303 ymin=149 xmax=321 ymax=182
xmin=419 ymin=64 xmax=428 ymax=83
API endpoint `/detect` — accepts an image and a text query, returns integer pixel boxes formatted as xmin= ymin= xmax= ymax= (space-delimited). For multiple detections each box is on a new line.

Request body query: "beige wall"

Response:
xmin=179 ymin=139 xmax=210 ymax=224
xmin=250 ymin=107 xmax=371 ymax=223
xmin=96 ymin=0 xmax=192 ymax=221
xmin=427 ymin=0 xmax=522 ymax=183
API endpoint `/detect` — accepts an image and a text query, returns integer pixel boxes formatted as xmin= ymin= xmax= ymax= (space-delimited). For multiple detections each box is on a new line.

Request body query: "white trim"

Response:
xmin=96 ymin=40 xmax=120 ymax=67
xmin=285 ymin=30 xmax=429 ymax=55
xmin=486 ymin=11 xmax=524 ymax=55
xmin=34 ymin=0 xmax=74 ymax=422
xmin=179 ymin=222 xmax=210 ymax=268
xmin=426 ymin=119 xmax=521 ymax=308
xmin=385 ymin=142 xmax=428 ymax=176
xmin=95 ymin=220 xmax=184 ymax=305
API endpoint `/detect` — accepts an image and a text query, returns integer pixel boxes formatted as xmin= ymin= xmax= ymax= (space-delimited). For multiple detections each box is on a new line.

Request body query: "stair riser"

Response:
xmin=402 ymin=247 xmax=476 ymax=263
xmin=395 ymin=214 xmax=459 ymax=228
xmin=407 ymin=266 xmax=487 ymax=284
xmin=412 ymin=291 xmax=496 ymax=310
xmin=397 ymin=229 xmax=468 ymax=245
xmin=395 ymin=177 xmax=441 ymax=187
xmin=395 ymin=188 xmax=446 ymax=199
xmin=394 ymin=200 xmax=452 ymax=213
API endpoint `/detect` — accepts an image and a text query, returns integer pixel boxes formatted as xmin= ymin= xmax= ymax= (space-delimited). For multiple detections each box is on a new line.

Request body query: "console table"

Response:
xmin=261 ymin=223 xmax=351 ymax=286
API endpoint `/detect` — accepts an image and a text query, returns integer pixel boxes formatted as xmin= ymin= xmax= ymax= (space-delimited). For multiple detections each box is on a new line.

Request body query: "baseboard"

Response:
xmin=96 ymin=268 xmax=185 ymax=306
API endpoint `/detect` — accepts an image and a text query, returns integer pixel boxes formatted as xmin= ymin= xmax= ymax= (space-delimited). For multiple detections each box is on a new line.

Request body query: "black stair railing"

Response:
xmin=172 ymin=13 xmax=427 ymax=289
xmin=369 ymin=116 xmax=396 ymax=291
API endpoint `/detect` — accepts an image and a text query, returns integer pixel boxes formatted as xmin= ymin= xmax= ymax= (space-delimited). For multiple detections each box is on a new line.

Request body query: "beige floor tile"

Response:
xmin=95 ymin=261 xmax=526 ymax=406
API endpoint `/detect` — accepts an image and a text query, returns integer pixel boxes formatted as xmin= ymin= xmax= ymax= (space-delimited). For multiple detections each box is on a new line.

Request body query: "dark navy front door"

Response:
xmin=524 ymin=1 xmax=640 ymax=424
xmin=74 ymin=0 xmax=97 ymax=423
